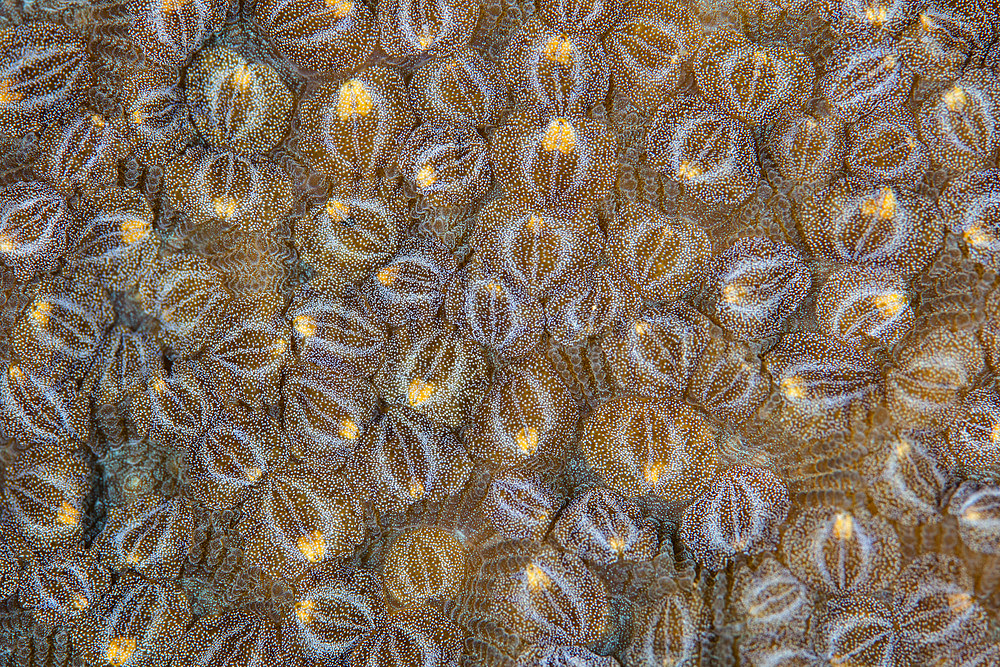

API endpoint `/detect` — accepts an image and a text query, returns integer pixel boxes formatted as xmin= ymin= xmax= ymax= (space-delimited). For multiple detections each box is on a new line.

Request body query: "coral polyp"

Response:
xmin=0 ymin=0 xmax=999 ymax=665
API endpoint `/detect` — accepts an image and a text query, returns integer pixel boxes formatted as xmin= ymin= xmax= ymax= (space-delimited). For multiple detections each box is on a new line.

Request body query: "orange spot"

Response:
xmin=644 ymin=462 xmax=664 ymax=488
xmin=57 ymin=501 xmax=81 ymax=526
xmin=30 ymin=301 xmax=53 ymax=326
xmin=416 ymin=163 xmax=437 ymax=188
xmin=72 ymin=594 xmax=89 ymax=610
xmin=339 ymin=418 xmax=359 ymax=440
xmin=297 ymin=530 xmax=327 ymax=562
xmin=525 ymin=214 xmax=545 ymax=232
xmin=161 ymin=0 xmax=191 ymax=13
xmin=541 ymin=118 xmax=576 ymax=154
xmin=919 ymin=12 xmax=933 ymax=31
xmin=125 ymin=549 xmax=142 ymax=565
xmin=296 ymin=598 xmax=316 ymax=624
xmin=964 ymin=225 xmax=993 ymax=249
xmin=864 ymin=3 xmax=888 ymax=27
xmin=0 ymin=79 xmax=21 ymax=104
xmin=874 ymin=292 xmax=906 ymax=318
xmin=893 ymin=438 xmax=911 ymax=459
xmin=407 ymin=379 xmax=435 ymax=406
xmin=120 ymin=218 xmax=150 ymax=245
xmin=947 ymin=592 xmax=973 ymax=613
xmin=675 ymin=161 xmax=703 ymax=180
xmin=245 ymin=467 xmax=262 ymax=482
xmin=0 ymin=234 xmax=12 ymax=253
xmin=8 ymin=365 xmax=23 ymax=382
xmin=131 ymin=109 xmax=145 ymax=125
xmin=417 ymin=26 xmax=435 ymax=51
xmin=860 ymin=188 xmax=896 ymax=221
xmin=634 ymin=320 xmax=649 ymax=336
xmin=542 ymin=36 xmax=575 ymax=64
xmin=230 ymin=65 xmax=252 ymax=91
xmin=293 ymin=315 xmax=317 ymax=338
xmin=722 ymin=283 xmax=748 ymax=304
xmin=944 ymin=85 xmax=968 ymax=112
xmin=104 ymin=637 xmax=135 ymax=667
xmin=516 ymin=427 xmax=538 ymax=455
xmin=91 ymin=114 xmax=106 ymax=128
xmin=991 ymin=421 xmax=1000 ymax=444
xmin=324 ymin=0 xmax=352 ymax=17
xmin=484 ymin=282 xmax=503 ymax=294
xmin=408 ymin=477 xmax=425 ymax=498
xmin=607 ymin=535 xmax=625 ymax=556
xmin=325 ymin=200 xmax=350 ymax=222
xmin=779 ymin=376 xmax=806 ymax=400
xmin=212 ymin=196 xmax=238 ymax=220
xmin=150 ymin=376 xmax=167 ymax=394
xmin=336 ymin=80 xmax=373 ymax=121
xmin=377 ymin=265 xmax=400 ymax=286
xmin=833 ymin=513 xmax=854 ymax=541
xmin=525 ymin=563 xmax=551 ymax=590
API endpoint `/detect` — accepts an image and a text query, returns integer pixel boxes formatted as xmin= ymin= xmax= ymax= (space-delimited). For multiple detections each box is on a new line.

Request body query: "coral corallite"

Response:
xmin=1 ymin=1 xmax=1000 ymax=666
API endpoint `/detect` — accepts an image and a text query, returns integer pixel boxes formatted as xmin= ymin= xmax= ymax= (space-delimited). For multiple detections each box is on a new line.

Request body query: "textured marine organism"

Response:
xmin=94 ymin=495 xmax=195 ymax=580
xmin=382 ymin=526 xmax=467 ymax=608
xmin=72 ymin=573 xmax=192 ymax=667
xmin=348 ymin=404 xmax=472 ymax=515
xmin=815 ymin=265 xmax=914 ymax=349
xmin=288 ymin=568 xmax=387 ymax=661
xmin=767 ymin=113 xmax=846 ymax=188
xmin=186 ymin=45 xmax=294 ymax=157
xmin=374 ymin=323 xmax=490 ymax=429
xmin=3 ymin=444 xmax=92 ymax=554
xmin=445 ymin=264 xmax=545 ymax=359
xmin=0 ymin=181 xmax=71 ymax=283
xmin=398 ymin=123 xmax=491 ymax=210
xmin=501 ymin=16 xmax=609 ymax=117
xmin=409 ymin=48 xmax=508 ymax=128
xmin=478 ymin=468 xmax=560 ymax=542
xmin=377 ymin=0 xmax=479 ymax=60
xmin=240 ymin=462 xmax=366 ymax=581
xmin=602 ymin=0 xmax=701 ymax=114
xmin=645 ymin=95 xmax=760 ymax=225
xmin=553 ymin=487 xmax=658 ymax=567
xmin=693 ymin=26 xmax=814 ymax=126
xmin=780 ymin=506 xmax=901 ymax=596
xmin=918 ymin=67 xmax=1000 ymax=173
xmin=0 ymin=23 xmax=90 ymax=138
xmin=282 ymin=362 xmax=380 ymax=472
xmin=491 ymin=110 xmax=617 ymax=208
xmin=886 ymin=317 xmax=985 ymax=432
xmin=184 ymin=405 xmax=288 ymax=510
xmin=254 ymin=0 xmax=377 ymax=73
xmin=708 ymin=236 xmax=810 ymax=341
xmin=465 ymin=354 xmax=578 ymax=471
xmin=296 ymin=66 xmax=416 ymax=182
xmin=287 ymin=286 xmax=390 ymax=378
xmin=607 ymin=199 xmax=712 ymax=304
xmin=601 ymin=303 xmax=713 ymax=398
xmin=680 ymin=465 xmax=790 ymax=569
xmin=795 ymin=178 xmax=943 ymax=279
xmin=580 ymin=394 xmax=718 ymax=504
xmin=474 ymin=197 xmax=602 ymax=299
xmin=489 ymin=544 xmax=613 ymax=648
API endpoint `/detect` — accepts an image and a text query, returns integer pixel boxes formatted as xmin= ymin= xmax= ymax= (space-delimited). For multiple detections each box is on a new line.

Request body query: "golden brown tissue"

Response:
xmin=1 ymin=0 xmax=1000 ymax=664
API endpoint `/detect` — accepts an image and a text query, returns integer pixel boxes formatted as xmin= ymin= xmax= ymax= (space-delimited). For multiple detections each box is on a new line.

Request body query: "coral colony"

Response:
xmin=0 ymin=0 xmax=998 ymax=664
